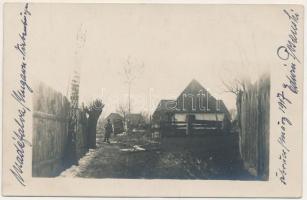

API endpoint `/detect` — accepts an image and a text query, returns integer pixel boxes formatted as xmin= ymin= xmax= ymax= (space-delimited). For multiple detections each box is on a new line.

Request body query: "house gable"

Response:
xmin=175 ymin=79 xmax=228 ymax=114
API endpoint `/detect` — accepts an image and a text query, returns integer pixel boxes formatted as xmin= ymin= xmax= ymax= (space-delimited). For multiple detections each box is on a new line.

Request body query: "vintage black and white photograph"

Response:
xmin=2 ymin=2 xmax=304 ymax=197
xmin=29 ymin=4 xmax=271 ymax=181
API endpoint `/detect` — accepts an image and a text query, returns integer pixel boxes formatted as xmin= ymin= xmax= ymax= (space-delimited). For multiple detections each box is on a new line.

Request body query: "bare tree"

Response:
xmin=222 ymin=78 xmax=246 ymax=96
xmin=221 ymin=76 xmax=250 ymax=135
xmin=116 ymin=103 xmax=129 ymax=122
xmin=219 ymin=42 xmax=250 ymax=125
xmin=220 ymin=39 xmax=253 ymax=97
xmin=119 ymin=56 xmax=144 ymax=114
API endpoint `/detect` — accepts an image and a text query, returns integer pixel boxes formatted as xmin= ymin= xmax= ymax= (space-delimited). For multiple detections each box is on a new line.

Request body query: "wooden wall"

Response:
xmin=32 ymin=81 xmax=70 ymax=177
xmin=238 ymin=75 xmax=270 ymax=180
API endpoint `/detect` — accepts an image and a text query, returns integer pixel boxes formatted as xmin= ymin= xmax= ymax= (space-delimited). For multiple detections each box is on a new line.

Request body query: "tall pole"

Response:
xmin=206 ymin=90 xmax=209 ymax=111
xmin=66 ymin=24 xmax=86 ymax=165
xmin=70 ymin=24 xmax=86 ymax=127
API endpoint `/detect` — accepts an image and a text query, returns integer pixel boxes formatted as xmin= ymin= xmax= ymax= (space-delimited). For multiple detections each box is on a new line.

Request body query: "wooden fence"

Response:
xmin=238 ymin=75 xmax=270 ymax=180
xmin=32 ymin=81 xmax=89 ymax=177
xmin=32 ymin=81 xmax=70 ymax=177
xmin=158 ymin=120 xmax=225 ymax=137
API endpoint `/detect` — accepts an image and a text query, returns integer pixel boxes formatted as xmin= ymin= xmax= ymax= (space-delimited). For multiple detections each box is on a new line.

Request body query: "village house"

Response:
xmin=152 ymin=79 xmax=231 ymax=136
xmin=126 ymin=113 xmax=146 ymax=131
xmin=104 ymin=113 xmax=125 ymax=135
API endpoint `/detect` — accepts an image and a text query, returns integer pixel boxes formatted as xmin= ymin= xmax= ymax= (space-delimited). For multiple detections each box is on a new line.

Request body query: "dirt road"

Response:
xmin=60 ymin=131 xmax=255 ymax=180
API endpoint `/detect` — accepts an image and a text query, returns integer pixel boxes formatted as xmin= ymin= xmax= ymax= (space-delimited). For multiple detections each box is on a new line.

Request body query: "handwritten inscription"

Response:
xmin=10 ymin=3 xmax=32 ymax=187
xmin=275 ymin=8 xmax=300 ymax=185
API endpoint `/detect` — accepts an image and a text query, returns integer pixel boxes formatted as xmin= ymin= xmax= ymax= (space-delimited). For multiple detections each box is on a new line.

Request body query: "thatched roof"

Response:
xmin=152 ymin=99 xmax=176 ymax=122
xmin=176 ymin=79 xmax=229 ymax=114
xmin=152 ymin=79 xmax=230 ymax=117
xmin=126 ymin=113 xmax=145 ymax=125
xmin=105 ymin=113 xmax=124 ymax=123
xmin=155 ymin=99 xmax=176 ymax=112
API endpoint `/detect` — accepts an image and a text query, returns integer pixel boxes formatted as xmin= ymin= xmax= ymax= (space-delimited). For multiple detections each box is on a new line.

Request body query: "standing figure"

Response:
xmin=104 ymin=119 xmax=113 ymax=143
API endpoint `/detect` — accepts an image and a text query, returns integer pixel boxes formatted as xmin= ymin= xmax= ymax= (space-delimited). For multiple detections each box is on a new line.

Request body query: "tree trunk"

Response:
xmin=87 ymin=113 xmax=100 ymax=149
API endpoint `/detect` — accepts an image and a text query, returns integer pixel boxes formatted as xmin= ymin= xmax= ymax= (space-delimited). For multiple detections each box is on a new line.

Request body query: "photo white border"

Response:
xmin=1 ymin=0 xmax=306 ymax=198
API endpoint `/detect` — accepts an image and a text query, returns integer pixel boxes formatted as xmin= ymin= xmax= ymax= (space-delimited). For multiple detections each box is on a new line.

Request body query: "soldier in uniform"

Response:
xmin=104 ymin=119 xmax=113 ymax=143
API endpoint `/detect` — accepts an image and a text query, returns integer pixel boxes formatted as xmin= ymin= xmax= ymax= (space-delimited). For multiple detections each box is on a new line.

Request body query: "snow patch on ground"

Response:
xmin=117 ymin=132 xmax=128 ymax=136
xmin=59 ymin=149 xmax=97 ymax=177
xmin=120 ymin=145 xmax=146 ymax=152
xmin=133 ymin=145 xmax=146 ymax=151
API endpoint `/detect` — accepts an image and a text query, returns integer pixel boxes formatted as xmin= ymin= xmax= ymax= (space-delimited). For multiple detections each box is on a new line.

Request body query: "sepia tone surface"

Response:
xmin=2 ymin=2 xmax=304 ymax=197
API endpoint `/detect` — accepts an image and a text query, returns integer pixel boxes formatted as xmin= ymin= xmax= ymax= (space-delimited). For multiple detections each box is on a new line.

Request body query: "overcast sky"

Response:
xmin=28 ymin=4 xmax=283 ymax=117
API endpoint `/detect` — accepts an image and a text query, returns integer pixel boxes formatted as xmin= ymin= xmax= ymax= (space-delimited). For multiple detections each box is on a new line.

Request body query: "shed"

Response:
xmin=104 ymin=113 xmax=124 ymax=134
